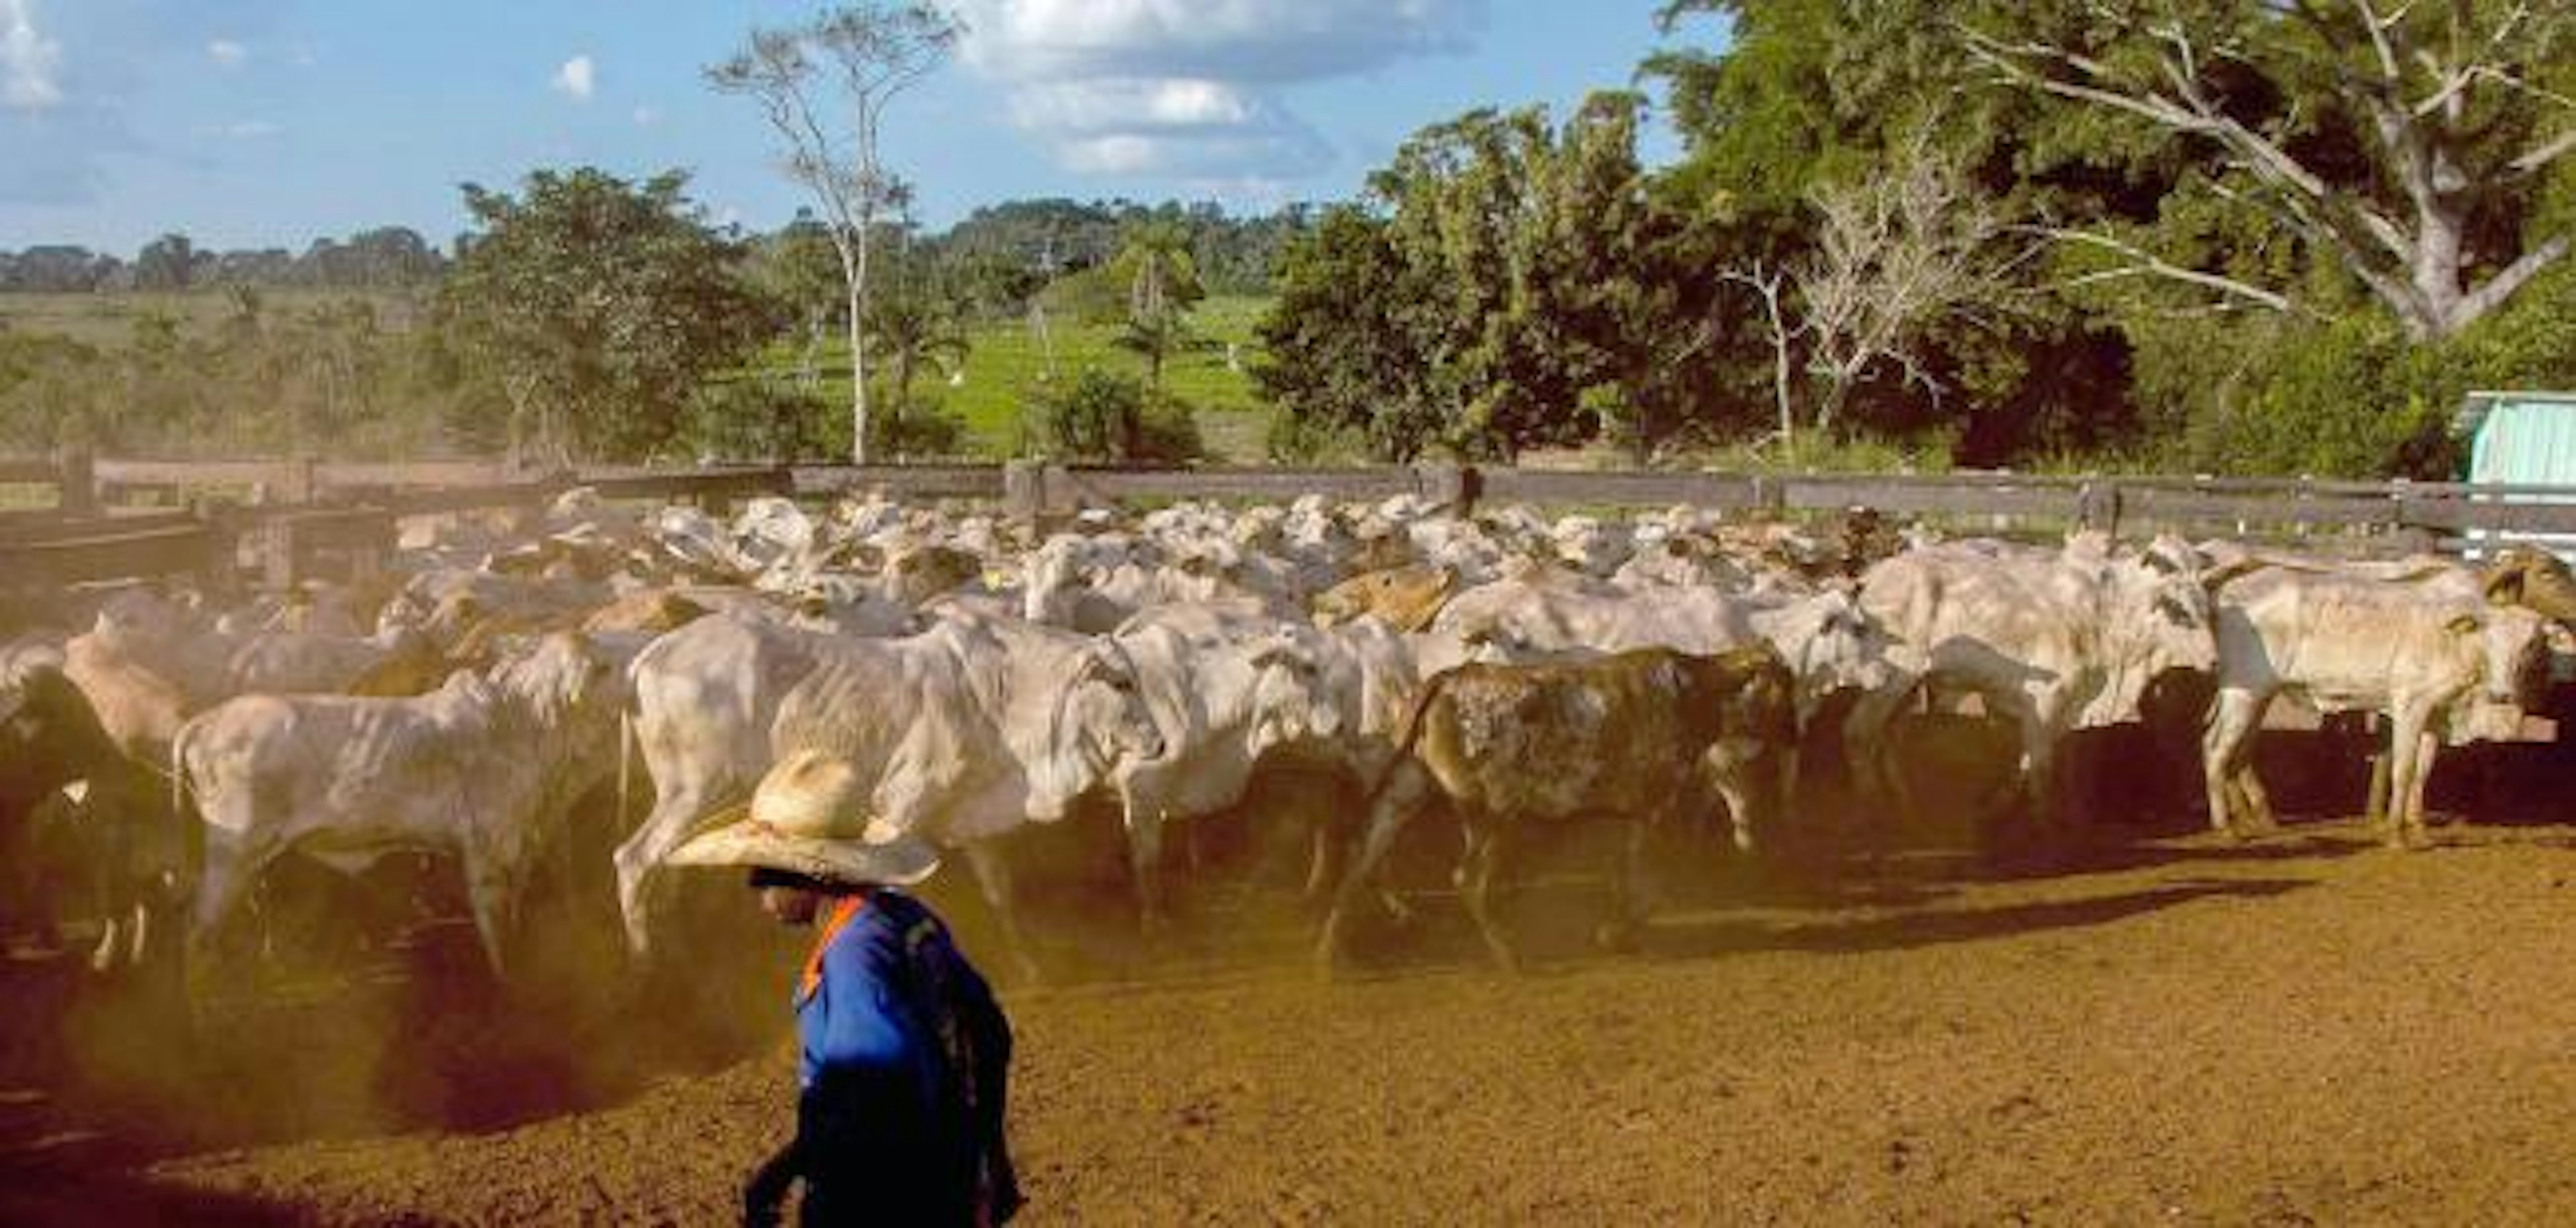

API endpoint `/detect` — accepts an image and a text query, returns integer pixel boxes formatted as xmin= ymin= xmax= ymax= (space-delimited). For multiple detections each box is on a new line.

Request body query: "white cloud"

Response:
xmin=550 ymin=54 xmax=594 ymax=102
xmin=955 ymin=0 xmax=1484 ymax=182
xmin=957 ymin=0 xmax=1483 ymax=81
xmin=223 ymin=118 xmax=276 ymax=138
xmin=3 ymin=0 xmax=64 ymax=110
xmin=632 ymin=104 xmax=660 ymax=127
xmin=207 ymin=38 xmax=246 ymax=69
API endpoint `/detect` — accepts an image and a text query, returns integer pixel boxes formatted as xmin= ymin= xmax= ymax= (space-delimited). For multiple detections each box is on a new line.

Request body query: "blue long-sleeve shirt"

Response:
xmin=784 ymin=889 xmax=1016 ymax=1226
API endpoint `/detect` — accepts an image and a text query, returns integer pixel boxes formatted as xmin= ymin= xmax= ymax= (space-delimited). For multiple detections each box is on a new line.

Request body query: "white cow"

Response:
xmin=613 ymin=613 xmax=859 ymax=956
xmin=757 ymin=611 xmax=1167 ymax=979
xmin=223 ymin=623 xmax=441 ymax=696
xmin=2200 ymin=565 xmax=2549 ymax=848
xmin=1428 ymin=577 xmax=1893 ymax=730
xmin=1102 ymin=602 xmax=1345 ymax=928
xmin=1851 ymin=533 xmax=2219 ymax=830
xmin=176 ymin=632 xmax=624 ymax=977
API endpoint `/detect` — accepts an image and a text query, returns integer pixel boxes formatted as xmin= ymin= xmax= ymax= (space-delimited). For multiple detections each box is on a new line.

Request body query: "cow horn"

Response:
xmin=2482 ymin=556 xmax=2529 ymax=606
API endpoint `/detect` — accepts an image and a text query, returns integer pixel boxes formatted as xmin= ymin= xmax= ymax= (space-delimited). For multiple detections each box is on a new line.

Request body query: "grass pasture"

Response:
xmin=760 ymin=294 xmax=1276 ymax=462
xmin=0 ymin=288 xmax=431 ymax=349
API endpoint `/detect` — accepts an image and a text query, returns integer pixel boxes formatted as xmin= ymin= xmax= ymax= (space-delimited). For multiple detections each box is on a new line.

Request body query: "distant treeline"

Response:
xmin=0 ymin=197 xmax=1309 ymax=299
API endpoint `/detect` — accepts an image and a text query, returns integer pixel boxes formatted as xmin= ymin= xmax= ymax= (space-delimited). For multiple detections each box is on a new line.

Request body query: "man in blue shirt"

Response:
xmin=671 ymin=751 xmax=1020 ymax=1227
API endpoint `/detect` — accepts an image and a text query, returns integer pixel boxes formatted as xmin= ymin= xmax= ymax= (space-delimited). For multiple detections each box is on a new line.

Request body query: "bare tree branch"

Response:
xmin=2037 ymin=226 xmax=2304 ymax=315
xmin=1960 ymin=5 xmax=2571 ymax=340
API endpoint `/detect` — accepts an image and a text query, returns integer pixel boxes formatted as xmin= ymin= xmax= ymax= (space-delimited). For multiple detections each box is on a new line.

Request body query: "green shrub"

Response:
xmin=1018 ymin=367 xmax=1202 ymax=464
xmin=681 ymin=378 xmax=835 ymax=461
xmin=1264 ymin=410 xmax=1372 ymax=465
xmin=869 ymin=396 xmax=970 ymax=460
xmin=2151 ymin=313 xmax=2458 ymax=479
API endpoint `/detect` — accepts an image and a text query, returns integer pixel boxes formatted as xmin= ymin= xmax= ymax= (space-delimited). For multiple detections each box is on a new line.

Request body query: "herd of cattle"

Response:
xmin=3 ymin=487 xmax=2573 ymax=985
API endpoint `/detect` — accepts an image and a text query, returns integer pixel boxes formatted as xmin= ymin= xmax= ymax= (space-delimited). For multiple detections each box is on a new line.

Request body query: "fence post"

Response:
xmin=193 ymin=500 xmax=241 ymax=597
xmin=1003 ymin=460 xmax=1043 ymax=528
xmin=53 ymin=445 xmax=95 ymax=518
xmin=281 ymin=455 xmax=319 ymax=505
xmin=258 ymin=518 xmax=302 ymax=591
xmin=1416 ymin=463 xmax=1481 ymax=517
xmin=2076 ymin=478 xmax=2123 ymax=539
xmin=1749 ymin=474 xmax=1787 ymax=518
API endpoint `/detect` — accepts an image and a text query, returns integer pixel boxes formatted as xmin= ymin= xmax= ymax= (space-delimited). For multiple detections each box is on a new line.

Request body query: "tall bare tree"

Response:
xmin=1964 ymin=2 xmax=2575 ymax=341
xmin=1731 ymin=134 xmax=2018 ymax=439
xmin=709 ymin=4 xmax=961 ymax=463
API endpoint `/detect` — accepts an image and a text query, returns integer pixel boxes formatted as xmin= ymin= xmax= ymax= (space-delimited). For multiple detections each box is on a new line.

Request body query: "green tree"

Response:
xmin=865 ymin=255 xmax=971 ymax=426
xmin=1963 ymin=1 xmax=2576 ymax=341
xmin=1255 ymin=206 xmax=1446 ymax=461
xmin=1108 ymin=219 xmax=1205 ymax=389
xmin=708 ymin=3 xmax=963 ymax=465
xmin=753 ymin=212 xmax=850 ymax=391
xmin=440 ymin=167 xmax=769 ymax=464
xmin=1261 ymin=96 xmax=1694 ymax=462
xmin=133 ymin=233 xmax=199 ymax=291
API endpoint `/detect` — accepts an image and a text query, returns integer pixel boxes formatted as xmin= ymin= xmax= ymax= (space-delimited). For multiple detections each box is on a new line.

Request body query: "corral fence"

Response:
xmin=6 ymin=449 xmax=2576 ymax=591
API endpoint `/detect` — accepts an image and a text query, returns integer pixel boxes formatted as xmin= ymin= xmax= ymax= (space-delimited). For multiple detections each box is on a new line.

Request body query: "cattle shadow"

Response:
xmin=1639 ymin=877 xmax=2310 ymax=962
xmin=0 ymin=1164 xmax=303 ymax=1228
xmin=0 ymin=782 xmax=811 ymax=1169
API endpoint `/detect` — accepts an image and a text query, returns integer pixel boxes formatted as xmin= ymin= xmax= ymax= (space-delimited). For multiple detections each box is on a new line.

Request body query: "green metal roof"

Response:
xmin=2464 ymin=391 xmax=2576 ymax=486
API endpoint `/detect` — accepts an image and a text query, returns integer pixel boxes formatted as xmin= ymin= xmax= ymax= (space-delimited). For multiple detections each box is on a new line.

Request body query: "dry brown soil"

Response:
xmin=10 ymin=729 xmax=2576 ymax=1225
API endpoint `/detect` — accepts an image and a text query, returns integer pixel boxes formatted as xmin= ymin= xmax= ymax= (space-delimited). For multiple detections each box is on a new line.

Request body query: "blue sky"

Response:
xmin=0 ymin=1 xmax=1721 ymax=256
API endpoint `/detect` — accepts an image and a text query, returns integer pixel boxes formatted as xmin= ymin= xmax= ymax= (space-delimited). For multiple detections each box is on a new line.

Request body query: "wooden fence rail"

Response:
xmin=13 ymin=451 xmax=2576 ymax=592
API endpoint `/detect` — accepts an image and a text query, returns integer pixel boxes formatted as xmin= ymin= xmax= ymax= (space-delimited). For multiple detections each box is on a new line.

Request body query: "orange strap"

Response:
xmin=798 ymin=894 xmax=868 ymax=1003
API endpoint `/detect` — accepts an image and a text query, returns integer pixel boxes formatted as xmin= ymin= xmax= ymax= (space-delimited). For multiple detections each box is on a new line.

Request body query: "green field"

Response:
xmin=2 ymin=288 xmax=1281 ymax=463
xmin=770 ymin=293 xmax=1277 ymax=462
xmin=0 ymin=288 xmax=430 ymax=348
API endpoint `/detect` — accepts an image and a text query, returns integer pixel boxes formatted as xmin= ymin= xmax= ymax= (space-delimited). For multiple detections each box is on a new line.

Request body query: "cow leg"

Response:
xmin=1315 ymin=763 xmax=1428 ymax=974
xmin=2395 ymin=721 xmax=2443 ymax=850
xmin=462 ymin=847 xmax=518 ymax=982
xmin=1302 ymin=808 xmax=1338 ymax=902
xmin=1841 ymin=681 xmax=1917 ymax=833
xmin=1455 ymin=814 xmax=1519 ymax=975
xmin=2231 ymin=761 xmax=2279 ymax=833
xmin=2012 ymin=706 xmax=2059 ymax=834
xmin=2363 ymin=752 xmax=2392 ymax=829
xmin=1122 ymin=797 xmax=1170 ymax=936
xmin=611 ymin=782 xmax=715 ymax=960
xmin=2383 ymin=708 xmax=2436 ymax=850
xmin=963 ymin=839 xmax=1044 ymax=986
xmin=1599 ymin=813 xmax=1661 ymax=954
xmin=188 ymin=826 xmax=270 ymax=993
xmin=2200 ymin=689 xmax=2267 ymax=838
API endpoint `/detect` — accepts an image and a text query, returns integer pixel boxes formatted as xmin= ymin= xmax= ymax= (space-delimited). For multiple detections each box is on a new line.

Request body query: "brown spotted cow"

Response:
xmin=1318 ymin=644 xmax=1796 ymax=974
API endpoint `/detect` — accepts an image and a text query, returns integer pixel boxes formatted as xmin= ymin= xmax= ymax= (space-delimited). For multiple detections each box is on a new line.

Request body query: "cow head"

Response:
xmin=1021 ymin=537 xmax=1097 ymax=627
xmin=1774 ymin=589 xmax=1897 ymax=729
xmin=885 ymin=545 xmax=983 ymax=607
xmin=1684 ymin=645 xmax=1799 ymax=852
xmin=492 ymin=632 xmax=622 ymax=742
xmin=1243 ymin=630 xmax=1346 ymax=749
xmin=1310 ymin=563 xmax=1456 ymax=632
xmin=2119 ymin=537 xmax=2220 ymax=675
xmin=2453 ymin=606 xmax=2551 ymax=710
xmin=2483 ymin=547 xmax=2576 ymax=627
xmin=1030 ymin=640 xmax=1166 ymax=821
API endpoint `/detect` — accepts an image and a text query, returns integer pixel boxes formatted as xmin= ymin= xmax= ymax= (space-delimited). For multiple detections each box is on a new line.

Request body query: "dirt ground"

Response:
xmin=13 ymin=728 xmax=2576 ymax=1225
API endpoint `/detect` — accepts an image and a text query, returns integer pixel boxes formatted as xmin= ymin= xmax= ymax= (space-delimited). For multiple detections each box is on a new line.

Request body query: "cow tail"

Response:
xmin=168 ymin=721 xmax=191 ymax=831
xmin=617 ymin=708 xmax=637 ymax=829
xmin=1359 ymin=667 xmax=1456 ymax=812
xmin=167 ymin=717 xmax=207 ymax=890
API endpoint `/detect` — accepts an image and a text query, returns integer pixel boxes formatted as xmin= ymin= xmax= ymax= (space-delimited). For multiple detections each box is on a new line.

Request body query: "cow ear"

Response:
xmin=2447 ymin=612 xmax=2483 ymax=636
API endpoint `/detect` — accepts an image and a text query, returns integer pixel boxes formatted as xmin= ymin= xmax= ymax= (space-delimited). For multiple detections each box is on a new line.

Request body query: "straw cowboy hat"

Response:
xmin=667 ymin=750 xmax=940 ymax=887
